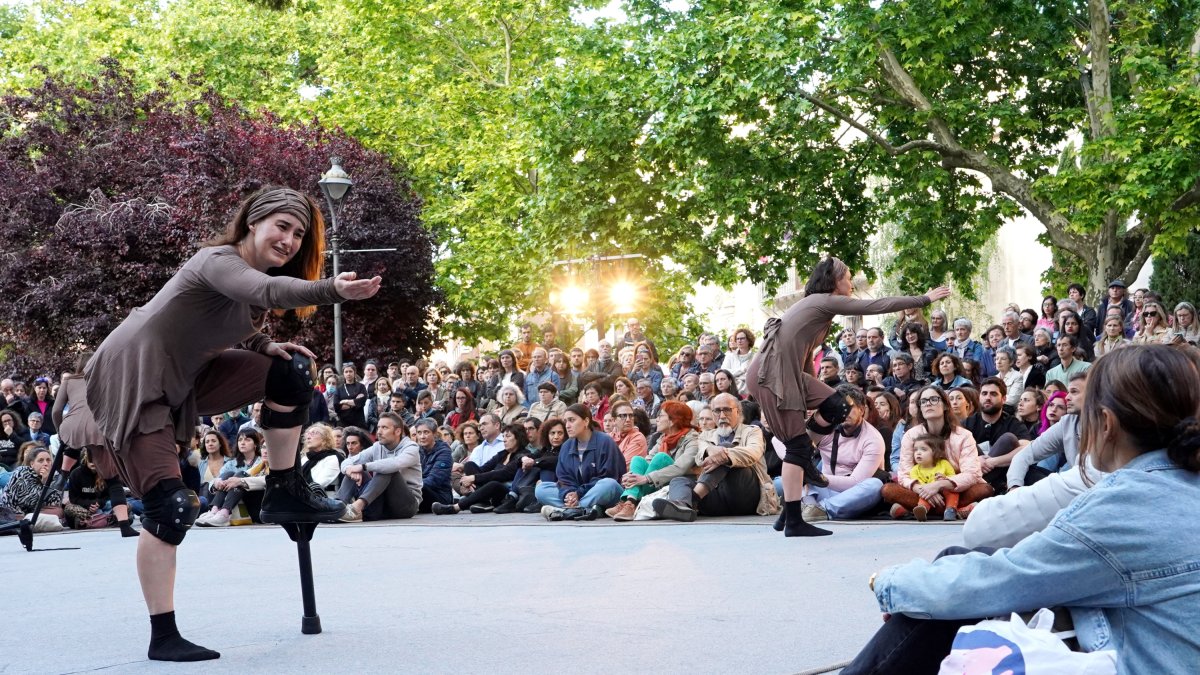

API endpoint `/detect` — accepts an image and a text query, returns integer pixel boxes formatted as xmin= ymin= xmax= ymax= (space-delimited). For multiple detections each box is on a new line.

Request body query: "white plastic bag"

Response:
xmin=939 ymin=608 xmax=1116 ymax=675
xmin=24 ymin=512 xmax=64 ymax=533
xmin=633 ymin=486 xmax=670 ymax=521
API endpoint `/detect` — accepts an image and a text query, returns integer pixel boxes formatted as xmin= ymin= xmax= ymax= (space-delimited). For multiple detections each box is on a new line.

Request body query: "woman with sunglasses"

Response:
xmin=1133 ymin=301 xmax=1170 ymax=345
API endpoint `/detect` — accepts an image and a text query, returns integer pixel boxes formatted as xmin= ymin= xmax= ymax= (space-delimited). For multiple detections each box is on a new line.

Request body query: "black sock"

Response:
xmin=782 ymin=500 xmax=832 ymax=538
xmin=118 ymin=519 xmax=139 ymax=538
xmin=148 ymin=611 xmax=220 ymax=662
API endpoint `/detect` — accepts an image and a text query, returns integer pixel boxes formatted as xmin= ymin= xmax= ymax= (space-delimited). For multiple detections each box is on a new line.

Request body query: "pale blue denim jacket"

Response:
xmin=874 ymin=450 xmax=1200 ymax=673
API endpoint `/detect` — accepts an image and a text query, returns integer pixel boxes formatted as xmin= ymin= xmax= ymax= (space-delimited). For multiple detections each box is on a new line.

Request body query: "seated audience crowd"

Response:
xmin=1 ymin=282 xmax=1195 ymax=536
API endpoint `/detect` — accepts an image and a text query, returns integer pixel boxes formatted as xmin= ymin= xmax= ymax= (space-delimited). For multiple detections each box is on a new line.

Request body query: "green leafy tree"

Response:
xmin=533 ymin=0 xmax=1200 ymax=300
xmin=1149 ymin=229 xmax=1200 ymax=309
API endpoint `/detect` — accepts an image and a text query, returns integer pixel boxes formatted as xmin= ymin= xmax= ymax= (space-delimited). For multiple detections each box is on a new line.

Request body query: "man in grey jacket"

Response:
xmin=964 ymin=372 xmax=1105 ymax=549
xmin=336 ymin=412 xmax=422 ymax=522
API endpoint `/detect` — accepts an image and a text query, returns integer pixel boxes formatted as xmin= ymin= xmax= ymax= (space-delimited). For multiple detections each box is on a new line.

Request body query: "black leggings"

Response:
xmin=456 ymin=481 xmax=508 ymax=509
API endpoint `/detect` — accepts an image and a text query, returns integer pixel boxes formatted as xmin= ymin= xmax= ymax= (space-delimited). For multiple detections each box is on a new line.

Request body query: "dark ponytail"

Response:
xmin=1168 ymin=417 xmax=1200 ymax=472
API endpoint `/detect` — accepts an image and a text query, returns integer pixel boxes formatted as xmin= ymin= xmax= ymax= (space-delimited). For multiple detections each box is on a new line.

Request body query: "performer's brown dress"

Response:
xmin=747 ymin=293 xmax=930 ymax=442
xmin=84 ymin=245 xmax=341 ymax=495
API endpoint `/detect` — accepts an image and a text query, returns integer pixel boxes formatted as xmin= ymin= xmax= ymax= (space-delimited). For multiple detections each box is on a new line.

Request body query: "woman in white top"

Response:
xmin=993 ymin=347 xmax=1023 ymax=407
xmin=720 ymin=327 xmax=757 ymax=391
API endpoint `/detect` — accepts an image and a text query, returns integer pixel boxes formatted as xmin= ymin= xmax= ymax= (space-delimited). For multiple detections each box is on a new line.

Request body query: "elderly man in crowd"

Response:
xmin=398 ymin=365 xmax=427 ymax=408
xmin=587 ymin=340 xmax=624 ymax=378
xmin=632 ymin=378 xmax=662 ymax=417
xmin=793 ymin=385 xmax=886 ymax=524
xmin=523 ymin=347 xmax=559 ymax=407
xmin=693 ymin=345 xmax=721 ymax=376
xmin=652 ymin=393 xmax=779 ymax=522
xmin=696 ymin=372 xmax=717 ymax=405
xmin=1000 ymin=311 xmax=1032 ymax=349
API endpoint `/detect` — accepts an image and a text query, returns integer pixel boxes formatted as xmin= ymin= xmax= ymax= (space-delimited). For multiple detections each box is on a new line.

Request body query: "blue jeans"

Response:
xmin=534 ymin=478 xmax=622 ymax=509
xmin=774 ymin=476 xmax=884 ymax=520
xmin=0 ymin=469 xmax=10 ymax=490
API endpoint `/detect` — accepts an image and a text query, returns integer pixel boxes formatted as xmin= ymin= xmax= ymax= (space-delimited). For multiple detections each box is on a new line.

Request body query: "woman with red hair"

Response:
xmin=606 ymin=401 xmax=701 ymax=521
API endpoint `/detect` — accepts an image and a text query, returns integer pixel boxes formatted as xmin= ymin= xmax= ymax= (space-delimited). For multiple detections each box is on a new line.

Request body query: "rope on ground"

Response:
xmin=793 ymin=659 xmax=852 ymax=675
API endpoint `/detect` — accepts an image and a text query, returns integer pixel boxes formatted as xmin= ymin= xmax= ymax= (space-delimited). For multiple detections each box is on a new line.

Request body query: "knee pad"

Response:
xmin=140 ymin=479 xmax=200 ymax=546
xmin=807 ymin=391 xmax=851 ymax=435
xmin=261 ymin=354 xmax=313 ymax=429
xmin=106 ymin=478 xmax=128 ymax=507
xmin=780 ymin=434 xmax=817 ymax=467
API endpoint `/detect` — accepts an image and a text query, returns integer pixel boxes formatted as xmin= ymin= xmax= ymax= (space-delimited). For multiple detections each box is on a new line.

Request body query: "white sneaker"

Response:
xmin=801 ymin=503 xmax=829 ymax=523
xmin=338 ymin=503 xmax=362 ymax=523
xmin=207 ymin=510 xmax=231 ymax=527
xmin=195 ymin=510 xmax=217 ymax=526
xmin=541 ymin=505 xmax=565 ymax=521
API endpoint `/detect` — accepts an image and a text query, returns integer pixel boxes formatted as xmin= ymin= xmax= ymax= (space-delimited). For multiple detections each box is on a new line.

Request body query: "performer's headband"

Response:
xmin=247 ymin=188 xmax=314 ymax=231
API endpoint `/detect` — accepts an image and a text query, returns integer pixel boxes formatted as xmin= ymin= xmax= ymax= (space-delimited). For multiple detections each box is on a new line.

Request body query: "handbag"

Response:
xmin=939 ymin=609 xmax=1116 ymax=674
xmin=633 ymin=486 xmax=671 ymax=521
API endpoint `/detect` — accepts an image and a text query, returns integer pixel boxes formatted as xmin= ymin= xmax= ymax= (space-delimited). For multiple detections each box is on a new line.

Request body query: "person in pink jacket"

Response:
xmin=881 ymin=385 xmax=993 ymax=519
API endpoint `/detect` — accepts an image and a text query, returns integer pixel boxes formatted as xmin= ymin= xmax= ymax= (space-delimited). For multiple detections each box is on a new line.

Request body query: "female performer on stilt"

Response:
xmin=84 ymin=186 xmax=381 ymax=661
xmin=746 ymin=257 xmax=949 ymax=537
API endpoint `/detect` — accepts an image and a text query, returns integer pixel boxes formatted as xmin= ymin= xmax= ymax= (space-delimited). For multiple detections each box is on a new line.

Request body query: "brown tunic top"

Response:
xmin=753 ymin=293 xmax=931 ymax=413
xmin=51 ymin=375 xmax=106 ymax=448
xmin=85 ymin=245 xmax=342 ymax=453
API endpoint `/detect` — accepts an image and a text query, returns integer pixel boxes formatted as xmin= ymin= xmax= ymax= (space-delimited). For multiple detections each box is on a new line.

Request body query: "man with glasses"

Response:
xmin=610 ymin=400 xmax=647 ymax=465
xmin=696 ymin=373 xmax=717 ymax=405
xmin=653 ymin=393 xmax=776 ymax=522
xmin=694 ymin=345 xmax=721 ymax=376
xmin=621 ymin=317 xmax=656 ymax=354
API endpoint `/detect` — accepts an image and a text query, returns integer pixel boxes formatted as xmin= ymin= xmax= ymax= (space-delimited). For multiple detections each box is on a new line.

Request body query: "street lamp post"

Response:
xmin=318 ymin=157 xmax=353 ymax=374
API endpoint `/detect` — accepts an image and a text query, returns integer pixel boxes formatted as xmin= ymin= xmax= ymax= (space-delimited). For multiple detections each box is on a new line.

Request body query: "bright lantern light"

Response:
xmin=559 ymin=285 xmax=590 ymax=315
xmin=609 ymin=281 xmax=637 ymax=314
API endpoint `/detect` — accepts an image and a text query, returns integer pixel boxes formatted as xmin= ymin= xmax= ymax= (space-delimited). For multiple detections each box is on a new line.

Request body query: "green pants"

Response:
xmin=621 ymin=452 xmax=674 ymax=501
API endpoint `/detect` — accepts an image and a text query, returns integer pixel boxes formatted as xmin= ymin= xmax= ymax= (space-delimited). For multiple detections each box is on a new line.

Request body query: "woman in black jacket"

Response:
xmin=495 ymin=416 xmax=566 ymax=513
xmin=431 ymin=423 xmax=530 ymax=514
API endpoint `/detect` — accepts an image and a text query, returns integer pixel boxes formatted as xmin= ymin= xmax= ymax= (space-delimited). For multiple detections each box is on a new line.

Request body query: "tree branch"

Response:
xmin=428 ymin=21 xmax=505 ymax=88
xmin=797 ymin=91 xmax=947 ymax=156
xmin=1086 ymin=0 xmax=1115 ymax=139
xmin=873 ymin=41 xmax=1091 ymax=261
xmin=496 ymin=16 xmax=513 ymax=88
xmin=1120 ymin=224 xmax=1159 ymax=282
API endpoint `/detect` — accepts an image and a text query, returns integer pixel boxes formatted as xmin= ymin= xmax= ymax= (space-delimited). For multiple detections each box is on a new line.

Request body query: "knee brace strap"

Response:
xmin=140 ymin=479 xmax=199 ymax=546
xmin=807 ymin=391 xmax=852 ymax=435
xmin=261 ymin=403 xmax=310 ymax=430
xmin=62 ymin=445 xmax=83 ymax=461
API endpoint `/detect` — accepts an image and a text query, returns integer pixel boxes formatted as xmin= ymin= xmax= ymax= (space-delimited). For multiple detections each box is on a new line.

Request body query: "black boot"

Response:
xmin=260 ymin=468 xmax=347 ymax=523
xmin=493 ymin=494 xmax=519 ymax=514
xmin=782 ymin=500 xmax=831 ymax=537
xmin=516 ymin=488 xmax=539 ymax=513
xmin=772 ymin=509 xmax=786 ymax=532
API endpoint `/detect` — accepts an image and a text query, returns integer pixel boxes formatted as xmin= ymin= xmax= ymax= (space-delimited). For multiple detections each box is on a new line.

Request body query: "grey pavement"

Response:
xmin=1 ymin=516 xmax=965 ymax=675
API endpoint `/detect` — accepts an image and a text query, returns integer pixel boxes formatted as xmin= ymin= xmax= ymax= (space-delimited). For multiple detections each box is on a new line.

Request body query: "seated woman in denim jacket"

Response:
xmin=844 ymin=345 xmax=1200 ymax=675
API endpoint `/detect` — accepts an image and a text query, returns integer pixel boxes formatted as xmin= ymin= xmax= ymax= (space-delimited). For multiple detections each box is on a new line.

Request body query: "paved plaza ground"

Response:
xmin=2 ymin=516 xmax=966 ymax=674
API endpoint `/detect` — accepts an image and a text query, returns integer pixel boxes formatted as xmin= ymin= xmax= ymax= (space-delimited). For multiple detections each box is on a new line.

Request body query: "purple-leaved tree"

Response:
xmin=0 ymin=61 xmax=441 ymax=380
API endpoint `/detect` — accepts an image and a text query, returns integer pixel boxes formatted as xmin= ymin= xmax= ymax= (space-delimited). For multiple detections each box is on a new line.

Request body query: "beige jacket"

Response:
xmin=697 ymin=424 xmax=780 ymax=516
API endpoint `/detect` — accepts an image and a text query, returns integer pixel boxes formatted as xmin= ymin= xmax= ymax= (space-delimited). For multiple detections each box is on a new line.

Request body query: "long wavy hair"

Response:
xmin=206 ymin=186 xmax=326 ymax=319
